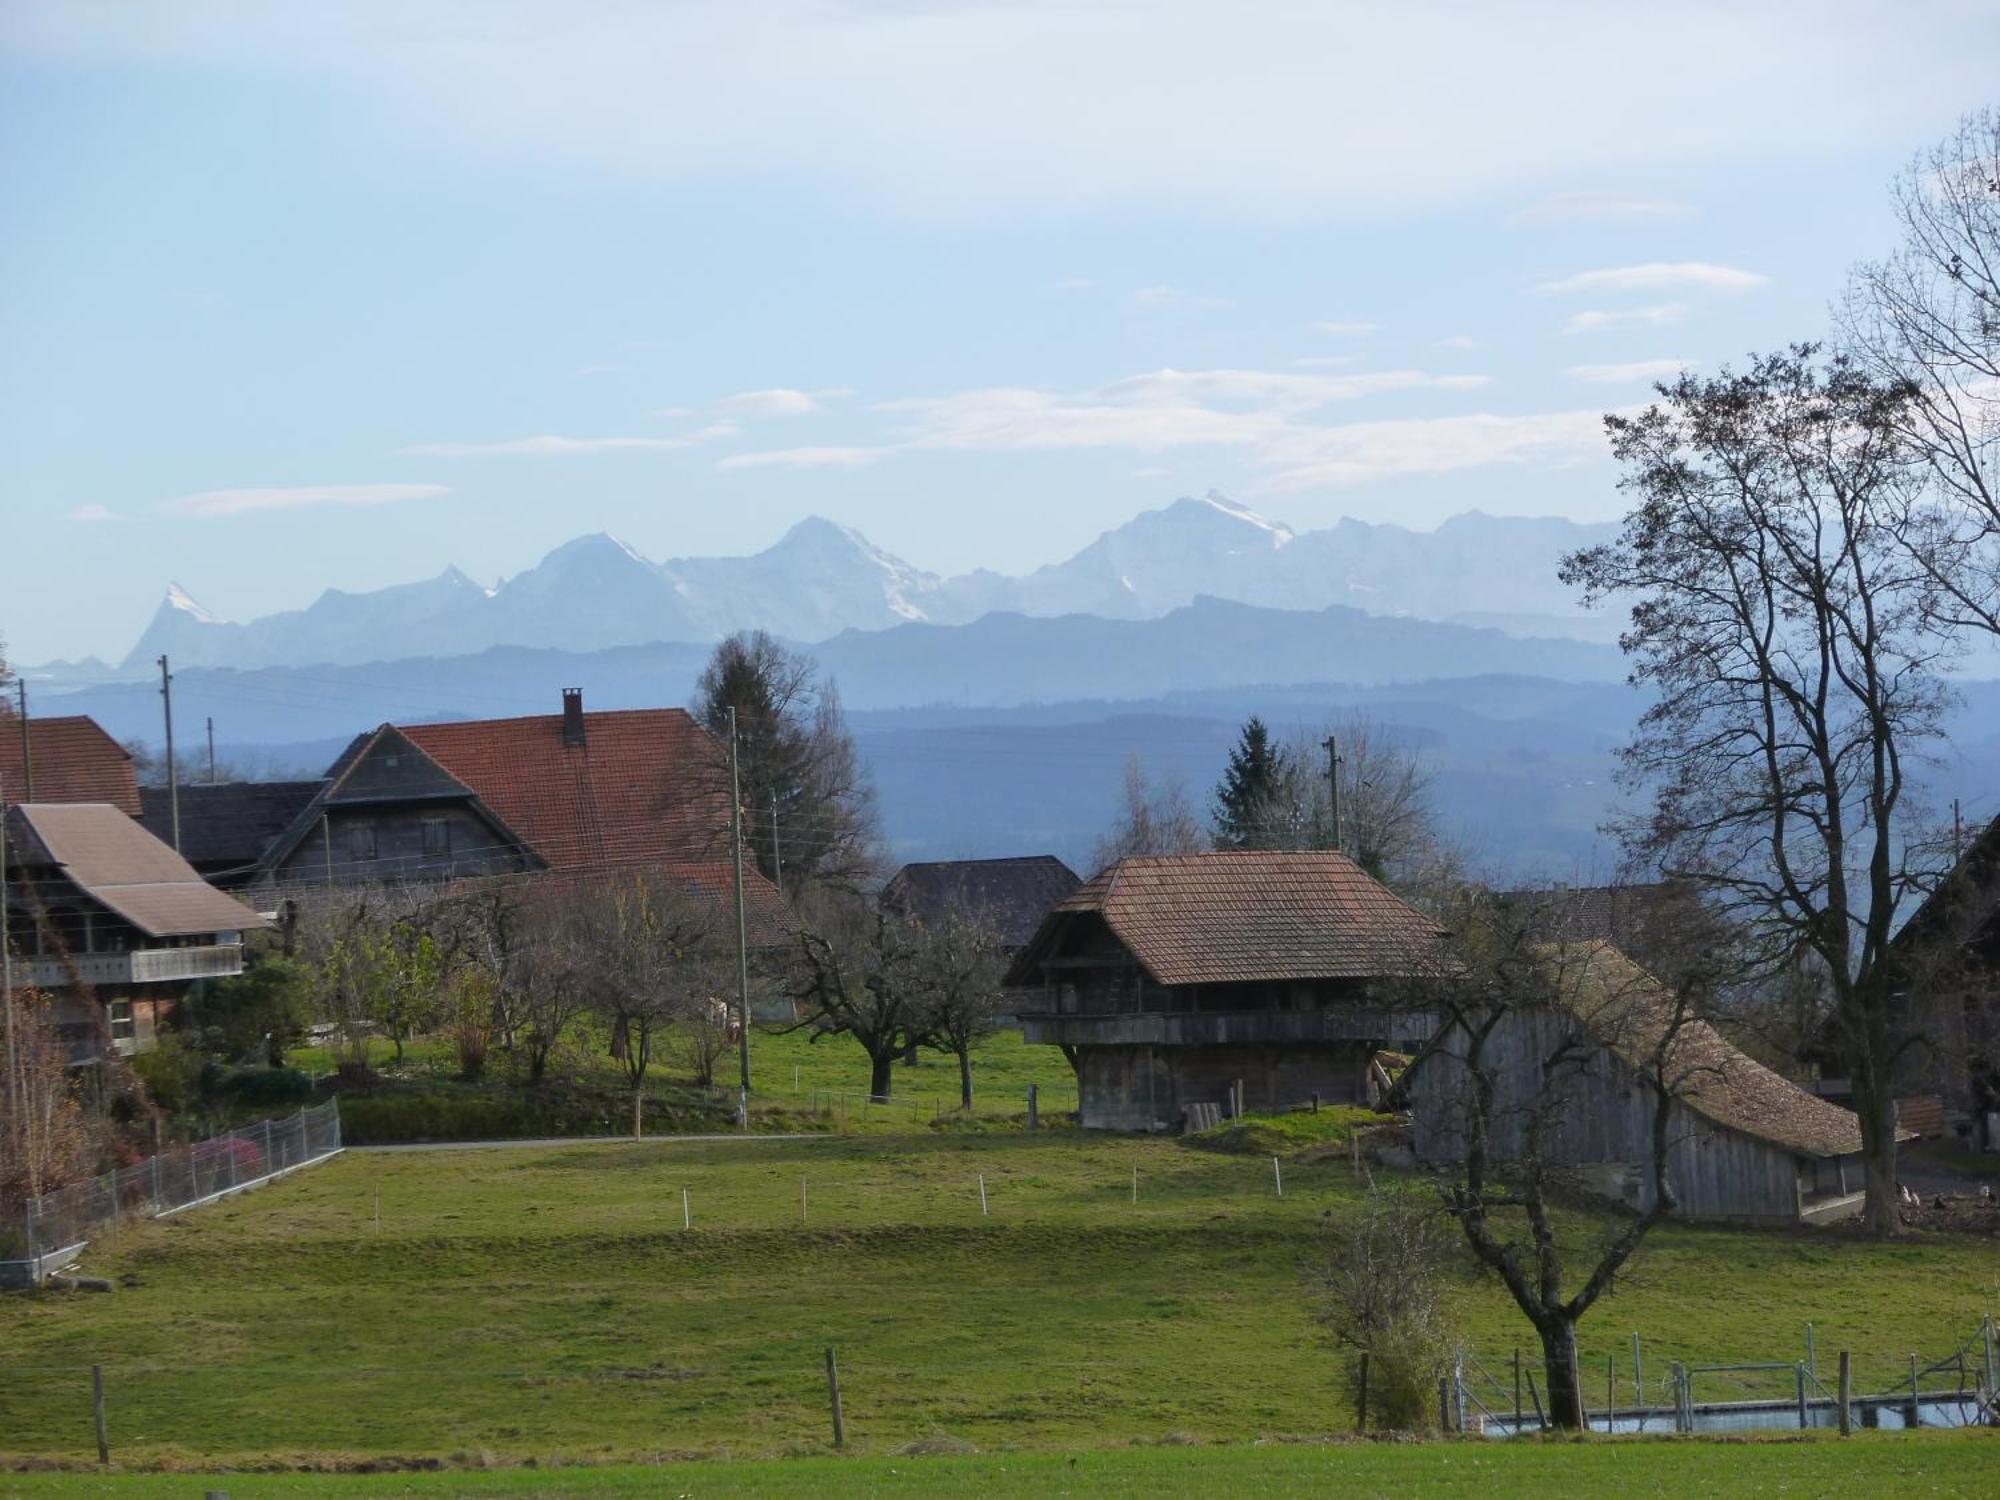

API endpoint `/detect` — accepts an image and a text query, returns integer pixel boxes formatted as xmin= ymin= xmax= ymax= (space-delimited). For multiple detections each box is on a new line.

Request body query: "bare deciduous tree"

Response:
xmin=1843 ymin=107 xmax=2000 ymax=637
xmin=0 ymin=989 xmax=90 ymax=1208
xmin=1406 ymin=897 xmax=1726 ymax=1428
xmin=1560 ymin=347 xmax=1954 ymax=1235
xmin=785 ymin=893 xmax=932 ymax=1102
xmin=1091 ymin=754 xmax=1208 ymax=870
xmin=909 ymin=909 xmax=1007 ymax=1111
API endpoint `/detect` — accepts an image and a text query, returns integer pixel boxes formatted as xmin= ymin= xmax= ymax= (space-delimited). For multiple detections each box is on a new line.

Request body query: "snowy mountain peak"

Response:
xmin=164 ymin=582 xmax=220 ymax=624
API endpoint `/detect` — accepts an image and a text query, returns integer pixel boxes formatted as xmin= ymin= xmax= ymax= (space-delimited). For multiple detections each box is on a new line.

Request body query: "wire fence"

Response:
xmin=6 ymin=1101 xmax=343 ymax=1273
xmin=1450 ymin=1316 xmax=1999 ymax=1438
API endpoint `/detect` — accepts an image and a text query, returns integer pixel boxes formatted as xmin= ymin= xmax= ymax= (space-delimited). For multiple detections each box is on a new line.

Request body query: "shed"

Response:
xmin=1403 ymin=942 xmax=1883 ymax=1224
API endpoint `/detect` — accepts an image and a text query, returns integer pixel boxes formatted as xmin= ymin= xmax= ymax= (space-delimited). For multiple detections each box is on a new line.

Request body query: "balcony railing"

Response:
xmin=20 ymin=944 xmax=246 ymax=989
xmin=1019 ymin=1005 xmax=1436 ymax=1048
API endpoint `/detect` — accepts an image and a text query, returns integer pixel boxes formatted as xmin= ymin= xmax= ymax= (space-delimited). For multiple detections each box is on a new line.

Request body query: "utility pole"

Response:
xmin=206 ymin=716 xmax=216 ymax=785
xmin=769 ymin=790 xmax=784 ymax=898
xmin=1323 ymin=736 xmax=1344 ymax=855
xmin=1953 ymin=798 xmax=1965 ymax=860
xmin=2 ymin=772 xmax=17 ymax=1135
xmin=14 ymin=679 xmax=30 ymax=801
xmin=728 ymin=707 xmax=752 ymax=1092
xmin=157 ymin=655 xmax=180 ymax=853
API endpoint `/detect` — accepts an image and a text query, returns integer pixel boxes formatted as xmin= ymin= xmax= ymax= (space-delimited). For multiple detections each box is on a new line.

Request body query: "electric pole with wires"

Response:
xmin=158 ymin=655 xmax=180 ymax=853
xmin=729 ymin=707 xmax=752 ymax=1093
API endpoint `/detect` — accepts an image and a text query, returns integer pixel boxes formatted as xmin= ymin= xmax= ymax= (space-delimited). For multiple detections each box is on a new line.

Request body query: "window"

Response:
xmin=348 ymin=825 xmax=377 ymax=862
xmin=107 ymin=1001 xmax=134 ymax=1042
xmin=421 ymin=818 xmax=451 ymax=856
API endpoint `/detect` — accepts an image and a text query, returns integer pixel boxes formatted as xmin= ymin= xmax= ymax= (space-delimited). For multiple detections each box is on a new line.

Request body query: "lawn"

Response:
xmin=0 ymin=1433 xmax=1992 ymax=1498
xmin=2 ymin=1130 xmax=1995 ymax=1474
xmin=291 ymin=1025 xmax=1082 ymax=1140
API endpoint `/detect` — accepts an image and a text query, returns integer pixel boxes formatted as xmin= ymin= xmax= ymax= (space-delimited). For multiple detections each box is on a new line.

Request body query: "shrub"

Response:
xmin=1306 ymin=1183 xmax=1457 ymax=1432
xmin=215 ymin=1067 xmax=313 ymax=1107
xmin=129 ymin=1033 xmax=200 ymax=1115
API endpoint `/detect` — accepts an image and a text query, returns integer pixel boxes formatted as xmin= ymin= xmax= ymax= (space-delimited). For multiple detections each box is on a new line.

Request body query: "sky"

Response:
xmin=4 ymin=1 xmax=1999 ymax=664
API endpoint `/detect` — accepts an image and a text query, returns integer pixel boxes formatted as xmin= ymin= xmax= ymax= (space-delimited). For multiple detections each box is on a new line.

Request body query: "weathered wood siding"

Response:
xmin=1078 ymin=1042 xmax=1371 ymax=1131
xmin=1406 ymin=1006 xmax=1804 ymax=1224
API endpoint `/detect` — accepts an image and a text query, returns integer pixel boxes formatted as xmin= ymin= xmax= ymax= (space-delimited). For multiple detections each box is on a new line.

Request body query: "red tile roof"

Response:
xmin=1035 ymin=850 xmax=1451 ymax=986
xmin=396 ymin=708 xmax=793 ymax=946
xmin=0 ymin=716 xmax=140 ymax=815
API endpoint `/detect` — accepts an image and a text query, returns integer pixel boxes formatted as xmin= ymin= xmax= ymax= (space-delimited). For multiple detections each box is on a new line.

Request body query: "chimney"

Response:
xmin=561 ymin=687 xmax=585 ymax=748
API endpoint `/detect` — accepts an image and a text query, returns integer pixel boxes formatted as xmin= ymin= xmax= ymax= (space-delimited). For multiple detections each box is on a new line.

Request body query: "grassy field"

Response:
xmin=3 ymin=1128 xmax=1996 ymax=1474
xmin=292 ymin=1025 xmax=1082 ymax=1139
xmin=1 ymin=1433 xmax=1993 ymax=1498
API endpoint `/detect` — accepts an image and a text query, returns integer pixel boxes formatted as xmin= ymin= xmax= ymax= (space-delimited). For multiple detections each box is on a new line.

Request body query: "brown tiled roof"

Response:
xmin=1037 ymin=850 xmax=1451 ymax=986
xmin=1560 ymin=942 xmax=1882 ymax=1159
xmin=7 ymin=803 xmax=266 ymax=938
xmin=398 ymin=709 xmax=792 ymax=949
xmin=0 ymin=716 xmax=140 ymax=815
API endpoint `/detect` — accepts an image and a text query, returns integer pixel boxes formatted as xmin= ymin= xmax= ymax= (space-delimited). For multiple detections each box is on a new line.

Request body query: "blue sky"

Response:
xmin=4 ymin=2 xmax=1998 ymax=663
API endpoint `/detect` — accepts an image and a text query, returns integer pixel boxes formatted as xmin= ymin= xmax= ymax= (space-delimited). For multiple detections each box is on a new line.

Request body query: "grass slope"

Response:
xmin=2 ymin=1133 xmax=1995 ymax=1468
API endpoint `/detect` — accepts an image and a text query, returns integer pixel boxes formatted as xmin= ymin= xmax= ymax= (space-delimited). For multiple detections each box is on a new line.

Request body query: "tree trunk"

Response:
xmin=869 ymin=1049 xmax=895 ymax=1103
xmin=632 ymin=1085 xmax=644 ymax=1140
xmin=1540 ymin=1320 xmax=1584 ymax=1430
xmin=1858 ymin=1089 xmax=1901 ymax=1235
xmin=957 ymin=1045 xmax=974 ymax=1111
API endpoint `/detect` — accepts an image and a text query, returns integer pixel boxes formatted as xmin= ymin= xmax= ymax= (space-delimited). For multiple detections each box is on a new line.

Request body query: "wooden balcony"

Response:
xmin=20 ymin=943 xmax=246 ymax=989
xmin=1020 ymin=1006 xmax=1435 ymax=1049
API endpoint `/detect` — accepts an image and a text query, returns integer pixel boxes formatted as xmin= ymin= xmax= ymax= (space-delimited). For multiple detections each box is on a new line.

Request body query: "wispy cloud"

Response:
xmin=1563 ymin=304 xmax=1689 ymax=335
xmin=1132 ymin=285 xmax=1233 ymax=311
xmin=1307 ymin=320 xmax=1378 ymax=338
xmin=65 ymin=504 xmax=115 ymax=522
xmin=1510 ymin=192 xmax=1698 ymax=226
xmin=716 ymin=446 xmax=892 ymax=471
xmin=1565 ymin=358 xmax=1693 ymax=384
xmin=159 ymin=483 xmax=450 ymax=519
xmin=405 ymin=424 xmax=735 ymax=457
xmin=715 ymin=387 xmax=832 ymax=419
xmin=1536 ymin=261 xmax=1767 ymax=297
xmin=1255 ymin=409 xmax=1615 ymax=491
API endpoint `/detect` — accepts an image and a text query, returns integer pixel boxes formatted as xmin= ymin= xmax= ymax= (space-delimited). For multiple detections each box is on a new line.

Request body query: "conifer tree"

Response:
xmin=1212 ymin=716 xmax=1292 ymax=849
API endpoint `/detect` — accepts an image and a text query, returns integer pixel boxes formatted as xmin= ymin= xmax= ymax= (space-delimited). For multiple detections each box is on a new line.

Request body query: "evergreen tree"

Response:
xmin=1212 ymin=716 xmax=1292 ymax=849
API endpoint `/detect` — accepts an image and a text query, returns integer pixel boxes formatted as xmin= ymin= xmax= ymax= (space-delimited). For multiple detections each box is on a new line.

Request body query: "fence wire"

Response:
xmin=11 ymin=1101 xmax=343 ymax=1264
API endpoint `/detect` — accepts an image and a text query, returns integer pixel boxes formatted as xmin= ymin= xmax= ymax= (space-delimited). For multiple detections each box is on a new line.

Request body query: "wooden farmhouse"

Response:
xmin=1402 ymin=942 xmax=1881 ymax=1225
xmin=1005 ymin=851 xmax=1451 ymax=1130
xmin=251 ymin=690 xmax=791 ymax=944
xmin=3 ymin=802 xmax=266 ymax=1061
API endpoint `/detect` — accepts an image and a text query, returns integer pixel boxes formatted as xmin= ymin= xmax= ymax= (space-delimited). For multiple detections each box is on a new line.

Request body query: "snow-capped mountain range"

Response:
xmin=118 ymin=493 xmax=1621 ymax=672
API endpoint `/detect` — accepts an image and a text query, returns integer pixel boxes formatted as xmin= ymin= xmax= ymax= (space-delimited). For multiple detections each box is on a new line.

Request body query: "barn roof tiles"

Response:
xmin=0 ymin=716 xmax=140 ymax=815
xmin=1026 ymin=850 xmax=1451 ymax=986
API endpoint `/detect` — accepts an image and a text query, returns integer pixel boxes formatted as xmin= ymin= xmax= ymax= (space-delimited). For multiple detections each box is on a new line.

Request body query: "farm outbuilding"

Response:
xmin=1005 ymin=850 xmax=1450 ymax=1131
xmin=1402 ymin=942 xmax=1881 ymax=1225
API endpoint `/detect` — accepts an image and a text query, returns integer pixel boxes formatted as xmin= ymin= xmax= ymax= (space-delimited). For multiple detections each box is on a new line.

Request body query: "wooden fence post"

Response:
xmin=91 ymin=1364 xmax=108 ymax=1464
xmin=1027 ymin=1083 xmax=1038 ymax=1129
xmin=1838 ymin=1350 xmax=1852 ymax=1436
xmin=1512 ymin=1347 xmax=1522 ymax=1431
xmin=978 ymin=1173 xmax=988 ymax=1217
xmin=1272 ymin=1156 xmax=1283 ymax=1198
xmin=1437 ymin=1376 xmax=1452 ymax=1433
xmin=682 ymin=1187 xmax=691 ymax=1231
xmin=1794 ymin=1362 xmax=1808 ymax=1430
xmin=824 ymin=1347 xmax=845 ymax=1448
xmin=1356 ymin=1350 xmax=1370 ymax=1433
xmin=1607 ymin=1352 xmax=1616 ymax=1434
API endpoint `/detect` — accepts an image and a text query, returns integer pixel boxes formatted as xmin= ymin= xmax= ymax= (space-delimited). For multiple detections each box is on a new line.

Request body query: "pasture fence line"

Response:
xmin=3 ymin=1101 xmax=344 ymax=1286
xmin=1450 ymin=1314 xmax=1999 ymax=1438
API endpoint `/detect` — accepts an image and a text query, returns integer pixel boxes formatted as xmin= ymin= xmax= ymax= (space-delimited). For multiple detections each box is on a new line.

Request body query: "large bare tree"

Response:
xmin=1091 ymin=754 xmax=1207 ymax=869
xmin=1560 ymin=347 xmax=1954 ymax=1234
xmin=1843 ymin=107 xmax=2000 ymax=637
xmin=785 ymin=892 xmax=932 ymax=1102
xmin=1407 ymin=895 xmax=1724 ymax=1429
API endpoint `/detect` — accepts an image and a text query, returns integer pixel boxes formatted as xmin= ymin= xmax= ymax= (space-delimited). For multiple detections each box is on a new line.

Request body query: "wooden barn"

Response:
xmin=880 ymin=855 xmax=1082 ymax=953
xmin=1402 ymin=942 xmax=1878 ymax=1225
xmin=1005 ymin=850 xmax=1451 ymax=1131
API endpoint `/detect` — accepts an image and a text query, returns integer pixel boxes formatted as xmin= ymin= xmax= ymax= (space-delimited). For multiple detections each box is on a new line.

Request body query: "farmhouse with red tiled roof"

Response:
xmin=1006 ymin=850 xmax=1452 ymax=1130
xmin=0 ymin=714 xmax=141 ymax=814
xmin=258 ymin=690 xmax=791 ymax=944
